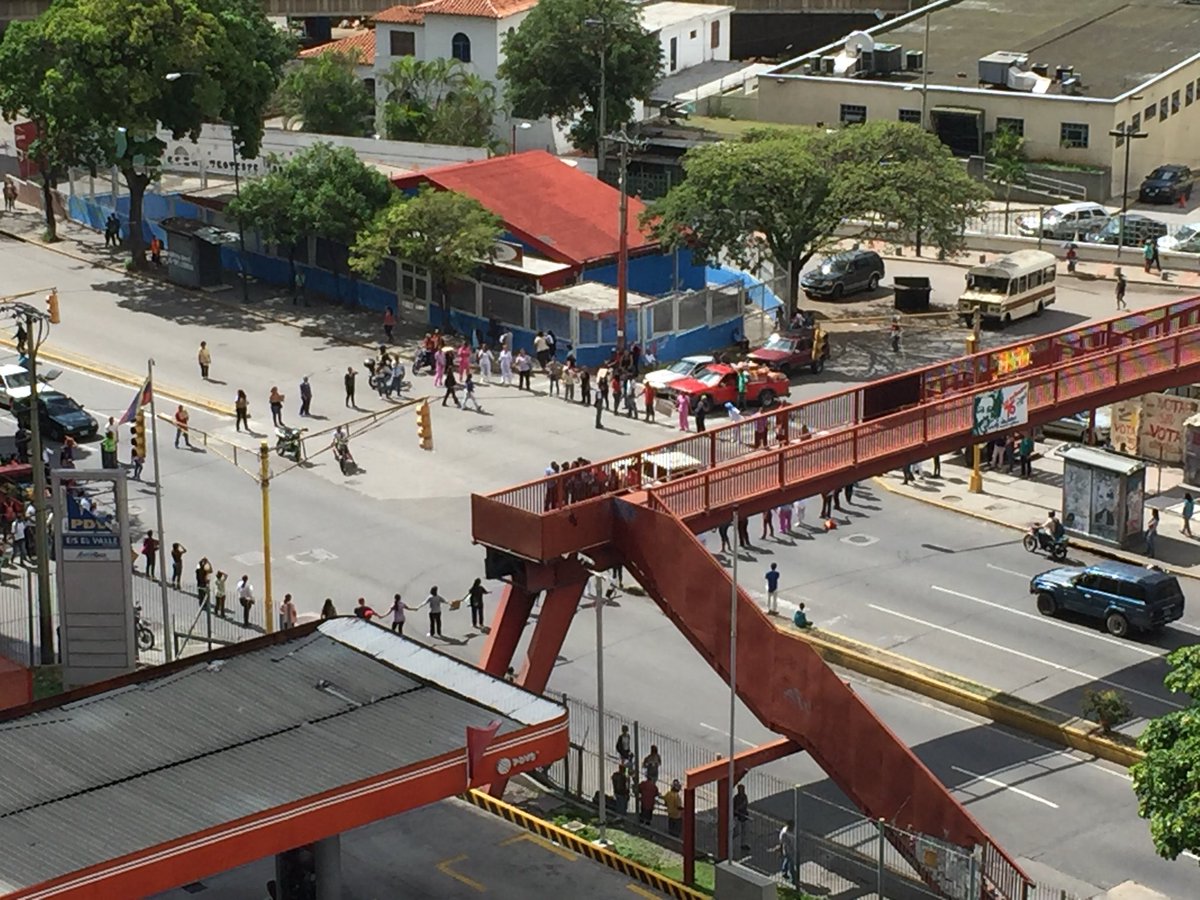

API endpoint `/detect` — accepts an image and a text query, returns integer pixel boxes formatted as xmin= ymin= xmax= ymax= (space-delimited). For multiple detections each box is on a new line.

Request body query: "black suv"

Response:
xmin=1138 ymin=164 xmax=1194 ymax=204
xmin=800 ymin=249 xmax=885 ymax=300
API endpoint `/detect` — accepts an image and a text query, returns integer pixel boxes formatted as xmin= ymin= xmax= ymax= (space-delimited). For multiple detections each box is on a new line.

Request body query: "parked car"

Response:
xmin=747 ymin=327 xmax=830 ymax=375
xmin=643 ymin=355 xmax=715 ymax=395
xmin=800 ymin=249 xmax=885 ymax=300
xmin=1030 ymin=562 xmax=1185 ymax=637
xmin=1082 ymin=213 xmax=1168 ymax=247
xmin=1016 ymin=202 xmax=1109 ymax=240
xmin=1138 ymin=164 xmax=1194 ymax=204
xmin=0 ymin=364 xmax=33 ymax=409
xmin=12 ymin=391 xmax=99 ymax=442
xmin=1158 ymin=220 xmax=1200 ymax=254
xmin=1042 ymin=407 xmax=1112 ymax=443
xmin=665 ymin=364 xmax=791 ymax=412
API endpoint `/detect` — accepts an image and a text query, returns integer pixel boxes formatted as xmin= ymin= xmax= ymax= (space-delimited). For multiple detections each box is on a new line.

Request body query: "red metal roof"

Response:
xmin=392 ymin=151 xmax=657 ymax=267
xmin=298 ymin=30 xmax=377 ymax=65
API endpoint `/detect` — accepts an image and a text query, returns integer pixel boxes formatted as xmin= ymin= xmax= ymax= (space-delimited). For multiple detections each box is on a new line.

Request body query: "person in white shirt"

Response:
xmin=419 ymin=586 xmax=446 ymax=637
xmin=236 ymin=575 xmax=255 ymax=626
xmin=12 ymin=517 xmax=26 ymax=564
xmin=499 ymin=347 xmax=514 ymax=386
xmin=477 ymin=344 xmax=494 ymax=381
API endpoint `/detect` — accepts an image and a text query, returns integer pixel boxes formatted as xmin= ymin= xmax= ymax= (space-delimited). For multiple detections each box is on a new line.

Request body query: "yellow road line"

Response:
xmin=500 ymin=831 xmax=578 ymax=862
xmin=626 ymin=885 xmax=663 ymax=899
xmin=435 ymin=854 xmax=486 ymax=892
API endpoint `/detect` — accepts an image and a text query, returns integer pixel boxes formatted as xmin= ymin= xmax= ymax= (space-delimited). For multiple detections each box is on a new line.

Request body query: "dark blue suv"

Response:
xmin=1029 ymin=561 xmax=1185 ymax=637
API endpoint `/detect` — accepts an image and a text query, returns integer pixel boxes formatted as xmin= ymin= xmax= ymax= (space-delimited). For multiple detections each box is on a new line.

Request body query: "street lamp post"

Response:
xmin=510 ymin=120 xmax=531 ymax=155
xmin=1108 ymin=122 xmax=1148 ymax=258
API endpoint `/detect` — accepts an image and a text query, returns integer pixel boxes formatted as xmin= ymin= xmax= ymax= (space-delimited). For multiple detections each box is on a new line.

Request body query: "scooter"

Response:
xmin=333 ymin=439 xmax=356 ymax=476
xmin=275 ymin=425 xmax=306 ymax=463
xmin=134 ymin=604 xmax=155 ymax=651
xmin=1023 ymin=524 xmax=1068 ymax=561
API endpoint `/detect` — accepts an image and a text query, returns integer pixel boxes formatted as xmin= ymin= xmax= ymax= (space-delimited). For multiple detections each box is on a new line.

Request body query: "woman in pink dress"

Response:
xmin=676 ymin=392 xmax=690 ymax=432
xmin=434 ymin=346 xmax=446 ymax=387
xmin=457 ymin=342 xmax=471 ymax=379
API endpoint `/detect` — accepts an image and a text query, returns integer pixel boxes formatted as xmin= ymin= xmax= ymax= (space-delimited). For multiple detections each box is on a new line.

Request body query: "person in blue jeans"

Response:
xmin=765 ymin=563 xmax=781 ymax=615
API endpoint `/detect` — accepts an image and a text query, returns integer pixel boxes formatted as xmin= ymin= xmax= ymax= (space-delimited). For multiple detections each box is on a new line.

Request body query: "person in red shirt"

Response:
xmin=637 ymin=776 xmax=659 ymax=826
xmin=642 ymin=381 xmax=656 ymax=422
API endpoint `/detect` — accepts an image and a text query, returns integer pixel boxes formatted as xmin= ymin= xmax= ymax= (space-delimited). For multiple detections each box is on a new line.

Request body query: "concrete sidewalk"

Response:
xmin=875 ymin=443 xmax=1200 ymax=580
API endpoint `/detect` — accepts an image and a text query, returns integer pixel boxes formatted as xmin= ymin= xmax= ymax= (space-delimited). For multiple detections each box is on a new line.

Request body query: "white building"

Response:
xmin=641 ymin=1 xmax=731 ymax=76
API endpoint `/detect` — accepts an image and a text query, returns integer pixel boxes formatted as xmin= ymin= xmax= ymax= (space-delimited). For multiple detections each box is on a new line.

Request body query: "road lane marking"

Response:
xmin=699 ymin=722 xmax=756 ymax=748
xmin=950 ymin=765 xmax=1060 ymax=809
xmin=986 ymin=563 xmax=1031 ymax=579
xmin=436 ymin=855 xmax=486 ymax=892
xmin=1177 ymin=622 xmax=1200 ymax=634
xmin=868 ymin=603 xmax=1184 ymax=709
xmin=500 ymin=832 xmax=577 ymax=862
xmin=931 ymin=585 xmax=1166 ymax=658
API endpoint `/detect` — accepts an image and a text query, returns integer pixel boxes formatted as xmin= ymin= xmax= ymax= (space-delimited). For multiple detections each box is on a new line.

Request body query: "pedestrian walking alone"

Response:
xmin=420 ymin=586 xmax=446 ymax=637
xmin=169 ymin=542 xmax=186 ymax=589
xmin=235 ymin=390 xmax=250 ymax=432
xmin=765 ymin=562 xmax=781 ymax=614
xmin=344 ymin=366 xmax=357 ymax=408
xmin=382 ymin=307 xmax=396 ymax=342
xmin=442 ymin=368 xmax=460 ymax=407
xmin=269 ymin=386 xmax=284 ymax=427
xmin=465 ymin=577 xmax=490 ymax=629
xmin=173 ymin=405 xmax=191 ymax=448
xmin=1183 ymin=492 xmax=1195 ymax=537
xmin=1116 ymin=271 xmax=1128 ymax=310
xmin=299 ymin=377 xmax=312 ymax=417
xmin=141 ymin=531 xmax=159 ymax=579
xmin=676 ymin=392 xmax=690 ymax=432
xmin=197 ymin=341 xmax=211 ymax=379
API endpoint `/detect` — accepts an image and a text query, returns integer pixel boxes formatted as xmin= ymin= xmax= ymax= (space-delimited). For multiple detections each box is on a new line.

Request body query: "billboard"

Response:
xmin=52 ymin=471 xmax=136 ymax=689
xmin=971 ymin=383 xmax=1029 ymax=436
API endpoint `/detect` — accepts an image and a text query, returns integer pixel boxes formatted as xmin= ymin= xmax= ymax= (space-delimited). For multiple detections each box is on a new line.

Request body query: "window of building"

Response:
xmin=995 ymin=116 xmax=1024 ymax=137
xmin=1113 ymin=121 xmax=1125 ymax=147
xmin=840 ymin=104 xmax=867 ymax=124
xmin=898 ymin=108 xmax=921 ymax=124
xmin=390 ymin=30 xmax=415 ymax=56
xmin=451 ymin=32 xmax=471 ymax=63
xmin=689 ymin=29 xmax=697 ymax=39
xmin=1173 ymin=90 xmax=1181 ymax=114
xmin=669 ymin=36 xmax=677 ymax=71
xmin=1188 ymin=83 xmax=1195 ymax=107
xmin=1145 ymin=102 xmax=1156 ymax=122
xmin=711 ymin=20 xmax=720 ymax=49
xmin=1160 ymin=97 xmax=1169 ymax=119
xmin=1060 ymin=122 xmax=1089 ymax=149
xmin=1131 ymin=112 xmax=1141 ymax=132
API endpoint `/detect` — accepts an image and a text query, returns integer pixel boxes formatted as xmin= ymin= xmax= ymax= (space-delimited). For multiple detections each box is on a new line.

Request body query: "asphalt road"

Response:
xmin=2 ymin=236 xmax=1199 ymax=897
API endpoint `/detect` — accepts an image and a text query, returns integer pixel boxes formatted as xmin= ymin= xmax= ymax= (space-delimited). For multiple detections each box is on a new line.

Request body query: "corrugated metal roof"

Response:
xmin=0 ymin=622 xmax=562 ymax=892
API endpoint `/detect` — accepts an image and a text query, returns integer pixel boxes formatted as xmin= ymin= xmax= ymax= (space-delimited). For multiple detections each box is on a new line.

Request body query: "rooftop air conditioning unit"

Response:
xmin=978 ymin=50 xmax=1029 ymax=86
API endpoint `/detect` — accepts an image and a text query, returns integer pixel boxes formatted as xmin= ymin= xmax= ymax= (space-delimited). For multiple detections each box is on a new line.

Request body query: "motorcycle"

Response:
xmin=1023 ymin=524 xmax=1068 ymax=561
xmin=275 ymin=425 xmax=306 ymax=463
xmin=413 ymin=347 xmax=436 ymax=375
xmin=364 ymin=357 xmax=409 ymax=397
xmin=134 ymin=604 xmax=155 ymax=651
xmin=332 ymin=438 xmax=356 ymax=476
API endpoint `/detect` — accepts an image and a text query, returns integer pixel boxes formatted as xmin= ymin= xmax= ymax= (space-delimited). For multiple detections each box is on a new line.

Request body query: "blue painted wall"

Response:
xmin=584 ymin=249 xmax=705 ymax=296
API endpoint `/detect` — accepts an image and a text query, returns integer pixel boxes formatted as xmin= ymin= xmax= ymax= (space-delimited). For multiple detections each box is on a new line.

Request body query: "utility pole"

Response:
xmin=1108 ymin=122 xmax=1147 ymax=259
xmin=25 ymin=311 xmax=54 ymax=664
xmin=259 ymin=441 xmax=275 ymax=632
xmin=606 ymin=130 xmax=645 ymax=355
xmin=146 ymin=359 xmax=174 ymax=662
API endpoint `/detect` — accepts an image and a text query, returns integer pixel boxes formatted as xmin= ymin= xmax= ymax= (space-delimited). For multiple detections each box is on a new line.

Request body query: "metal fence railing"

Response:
xmin=548 ymin=694 xmax=1075 ymax=900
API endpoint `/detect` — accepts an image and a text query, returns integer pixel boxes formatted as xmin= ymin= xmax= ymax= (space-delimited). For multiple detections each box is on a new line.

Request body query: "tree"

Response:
xmin=988 ymin=125 xmax=1027 ymax=231
xmin=276 ymin=50 xmax=375 ymax=137
xmin=351 ymin=185 xmax=502 ymax=313
xmin=380 ymin=57 xmax=500 ymax=149
xmin=225 ymin=164 xmax=305 ymax=296
xmin=642 ymin=123 xmax=989 ymax=310
xmin=1132 ymin=645 xmax=1200 ymax=862
xmin=0 ymin=0 xmax=293 ymax=268
xmin=499 ymin=0 xmax=661 ymax=153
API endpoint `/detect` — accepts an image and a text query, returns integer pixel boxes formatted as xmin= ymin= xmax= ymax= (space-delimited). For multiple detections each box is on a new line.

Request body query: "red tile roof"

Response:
xmin=298 ymin=30 xmax=377 ymax=65
xmin=392 ymin=151 xmax=656 ymax=267
xmin=373 ymin=4 xmax=427 ymax=24
xmin=416 ymin=0 xmax=539 ymax=18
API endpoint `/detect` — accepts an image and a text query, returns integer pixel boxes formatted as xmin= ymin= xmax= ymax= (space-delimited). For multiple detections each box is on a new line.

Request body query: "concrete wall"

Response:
xmin=656 ymin=9 xmax=732 ymax=74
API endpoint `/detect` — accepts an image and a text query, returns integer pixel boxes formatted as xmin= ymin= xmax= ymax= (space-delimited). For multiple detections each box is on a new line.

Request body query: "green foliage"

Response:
xmin=276 ymin=51 xmax=375 ymax=137
xmin=1080 ymin=688 xmax=1133 ymax=732
xmin=0 ymin=0 xmax=292 ymax=263
xmin=380 ymin=57 xmax=499 ymax=149
xmin=987 ymin=125 xmax=1027 ymax=220
xmin=499 ymin=0 xmax=661 ymax=153
xmin=351 ymin=185 xmax=502 ymax=308
xmin=1132 ymin=645 xmax=1200 ymax=862
xmin=642 ymin=122 xmax=988 ymax=308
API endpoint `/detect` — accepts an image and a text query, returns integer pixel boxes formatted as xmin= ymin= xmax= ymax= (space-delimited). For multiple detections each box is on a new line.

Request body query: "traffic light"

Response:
xmin=46 ymin=290 xmax=60 ymax=324
xmin=133 ymin=409 xmax=147 ymax=459
xmin=416 ymin=400 xmax=433 ymax=451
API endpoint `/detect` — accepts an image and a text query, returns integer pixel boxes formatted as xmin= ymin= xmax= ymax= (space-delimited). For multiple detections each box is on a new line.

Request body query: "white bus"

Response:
xmin=958 ymin=249 xmax=1057 ymax=326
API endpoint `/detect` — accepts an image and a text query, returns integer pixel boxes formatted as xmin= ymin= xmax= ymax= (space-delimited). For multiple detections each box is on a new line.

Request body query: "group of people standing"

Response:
xmin=328 ymin=578 xmax=492 ymax=638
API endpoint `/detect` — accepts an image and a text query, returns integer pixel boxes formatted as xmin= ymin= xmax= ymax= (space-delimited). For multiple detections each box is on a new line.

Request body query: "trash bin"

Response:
xmin=893 ymin=276 xmax=932 ymax=313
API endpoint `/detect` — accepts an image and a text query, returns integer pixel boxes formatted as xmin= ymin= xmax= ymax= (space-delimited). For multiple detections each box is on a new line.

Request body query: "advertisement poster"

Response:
xmin=1062 ymin=463 xmax=1092 ymax=534
xmin=1110 ymin=400 xmax=1140 ymax=455
xmin=1125 ymin=477 xmax=1144 ymax=539
xmin=1090 ymin=468 xmax=1121 ymax=543
xmin=1137 ymin=392 xmax=1199 ymax=464
xmin=972 ymin=383 xmax=1029 ymax=436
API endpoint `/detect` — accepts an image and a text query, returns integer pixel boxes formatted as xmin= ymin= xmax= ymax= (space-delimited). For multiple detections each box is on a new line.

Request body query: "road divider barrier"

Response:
xmin=786 ymin=624 xmax=1144 ymax=768
xmin=462 ymin=789 xmax=706 ymax=900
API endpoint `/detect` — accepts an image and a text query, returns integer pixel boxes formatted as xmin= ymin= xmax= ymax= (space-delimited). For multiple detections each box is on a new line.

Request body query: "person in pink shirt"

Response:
xmin=676 ymin=392 xmax=690 ymax=431
xmin=434 ymin=345 xmax=446 ymax=387
xmin=457 ymin=342 xmax=471 ymax=379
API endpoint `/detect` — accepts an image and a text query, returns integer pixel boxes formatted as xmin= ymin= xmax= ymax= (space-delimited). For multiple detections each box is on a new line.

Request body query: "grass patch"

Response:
xmin=32 ymin=664 xmax=62 ymax=700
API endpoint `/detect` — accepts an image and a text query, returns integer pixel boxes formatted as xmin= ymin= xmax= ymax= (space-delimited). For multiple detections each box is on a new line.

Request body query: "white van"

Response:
xmin=958 ymin=249 xmax=1057 ymax=326
xmin=1158 ymin=221 xmax=1200 ymax=254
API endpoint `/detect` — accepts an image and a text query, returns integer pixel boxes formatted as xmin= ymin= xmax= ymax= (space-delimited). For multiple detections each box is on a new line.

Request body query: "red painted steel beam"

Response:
xmin=479 ymin=582 xmax=538 ymax=678
xmin=683 ymin=737 xmax=800 ymax=789
xmin=518 ymin=578 xmax=586 ymax=693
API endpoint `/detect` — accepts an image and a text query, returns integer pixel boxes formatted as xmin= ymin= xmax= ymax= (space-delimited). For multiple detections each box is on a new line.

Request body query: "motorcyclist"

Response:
xmin=333 ymin=427 xmax=349 ymax=459
xmin=1040 ymin=510 xmax=1064 ymax=548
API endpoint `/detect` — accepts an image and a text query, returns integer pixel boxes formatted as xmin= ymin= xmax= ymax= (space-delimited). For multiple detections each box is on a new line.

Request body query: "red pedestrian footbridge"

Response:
xmin=473 ymin=297 xmax=1200 ymax=899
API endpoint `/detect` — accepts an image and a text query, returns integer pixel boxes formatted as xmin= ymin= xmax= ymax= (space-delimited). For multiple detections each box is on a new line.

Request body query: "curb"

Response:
xmin=871 ymin=474 xmax=1199 ymax=583
xmin=0 ymin=224 xmax=381 ymax=355
xmin=462 ymin=789 xmax=705 ymax=900
xmin=0 ymin=337 xmax=232 ymax=418
xmin=789 ymin=623 xmax=1143 ymax=768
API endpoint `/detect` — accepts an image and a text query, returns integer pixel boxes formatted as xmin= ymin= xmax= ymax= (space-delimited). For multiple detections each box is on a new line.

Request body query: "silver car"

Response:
xmin=1017 ymin=202 xmax=1109 ymax=240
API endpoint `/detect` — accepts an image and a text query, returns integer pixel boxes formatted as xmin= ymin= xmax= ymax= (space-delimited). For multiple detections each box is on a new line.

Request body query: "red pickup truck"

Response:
xmin=665 ymin=364 xmax=791 ymax=412
xmin=747 ymin=327 xmax=829 ymax=375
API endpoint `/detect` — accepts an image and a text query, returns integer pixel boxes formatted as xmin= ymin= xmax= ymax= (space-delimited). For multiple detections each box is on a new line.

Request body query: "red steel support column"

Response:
xmin=479 ymin=583 xmax=537 ymax=678
xmin=517 ymin=578 xmax=586 ymax=693
xmin=683 ymin=786 xmax=696 ymax=884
